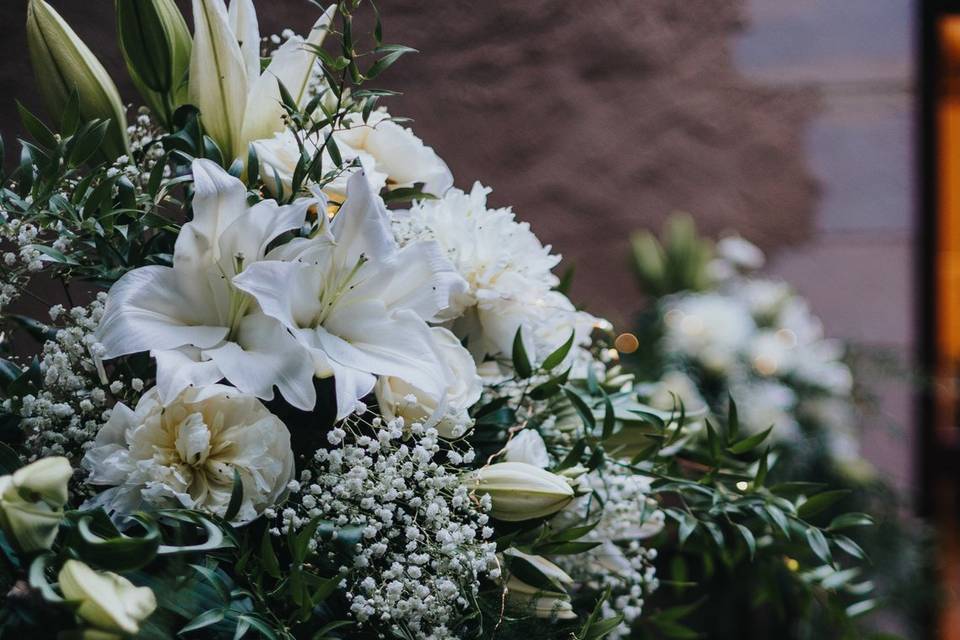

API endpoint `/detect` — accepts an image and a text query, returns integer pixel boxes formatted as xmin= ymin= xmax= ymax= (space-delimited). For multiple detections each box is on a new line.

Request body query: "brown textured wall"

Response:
xmin=0 ymin=0 xmax=819 ymax=327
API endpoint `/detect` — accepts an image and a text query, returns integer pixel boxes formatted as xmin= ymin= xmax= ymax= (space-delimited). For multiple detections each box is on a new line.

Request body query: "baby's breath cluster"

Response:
xmin=276 ymin=416 xmax=498 ymax=639
xmin=11 ymin=295 xmax=139 ymax=465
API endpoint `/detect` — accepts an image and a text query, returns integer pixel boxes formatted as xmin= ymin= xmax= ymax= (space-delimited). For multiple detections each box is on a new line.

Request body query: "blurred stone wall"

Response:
xmin=0 ymin=0 xmax=819 ymax=327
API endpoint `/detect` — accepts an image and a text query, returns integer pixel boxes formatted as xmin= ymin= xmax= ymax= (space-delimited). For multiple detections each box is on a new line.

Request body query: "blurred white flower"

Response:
xmin=375 ymin=327 xmax=482 ymax=438
xmin=58 ymin=560 xmax=157 ymax=636
xmin=731 ymin=381 xmax=798 ymax=440
xmin=716 ymin=234 xmax=765 ymax=271
xmin=662 ymin=293 xmax=755 ymax=375
xmin=736 ymin=278 xmax=792 ymax=321
xmin=233 ymin=172 xmax=467 ymax=419
xmin=503 ymin=429 xmax=550 ymax=468
xmin=83 ymin=385 xmax=294 ymax=523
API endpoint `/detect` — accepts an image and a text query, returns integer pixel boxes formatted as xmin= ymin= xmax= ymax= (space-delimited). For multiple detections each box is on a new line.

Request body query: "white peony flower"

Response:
xmin=97 ymin=159 xmax=319 ymax=410
xmin=58 ymin=559 xmax=157 ymax=636
xmin=232 ymin=171 xmax=468 ymax=419
xmin=394 ymin=183 xmax=593 ymax=363
xmin=82 ymin=385 xmax=294 ymax=523
xmin=334 ymin=110 xmax=453 ymax=197
xmin=503 ymin=429 xmax=550 ymax=468
xmin=374 ymin=326 xmax=482 ymax=438
xmin=661 ymin=293 xmax=755 ymax=375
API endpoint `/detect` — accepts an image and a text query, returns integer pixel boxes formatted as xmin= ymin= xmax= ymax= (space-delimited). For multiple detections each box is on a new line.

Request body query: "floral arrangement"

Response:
xmin=630 ymin=215 xmax=932 ymax=638
xmin=0 ymin=2 xmax=881 ymax=639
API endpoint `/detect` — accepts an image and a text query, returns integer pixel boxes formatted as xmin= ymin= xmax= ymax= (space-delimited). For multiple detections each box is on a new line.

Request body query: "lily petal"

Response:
xmin=190 ymin=0 xmax=248 ymax=159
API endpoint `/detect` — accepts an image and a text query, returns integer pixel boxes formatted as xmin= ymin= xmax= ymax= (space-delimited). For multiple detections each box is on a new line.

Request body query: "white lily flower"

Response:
xmin=503 ymin=429 xmax=550 ymax=468
xmin=190 ymin=0 xmax=335 ymax=160
xmin=233 ymin=172 xmax=468 ymax=419
xmin=97 ymin=159 xmax=318 ymax=409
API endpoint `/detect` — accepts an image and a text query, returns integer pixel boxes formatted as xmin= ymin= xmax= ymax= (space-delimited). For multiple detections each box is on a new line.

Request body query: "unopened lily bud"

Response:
xmin=467 ymin=462 xmax=573 ymax=521
xmin=504 ymin=573 xmax=577 ymax=620
xmin=58 ymin=560 xmax=157 ymax=636
xmin=26 ymin=0 xmax=129 ymax=159
xmin=0 ymin=456 xmax=72 ymax=552
xmin=116 ymin=0 xmax=192 ymax=124
xmin=12 ymin=456 xmax=72 ymax=506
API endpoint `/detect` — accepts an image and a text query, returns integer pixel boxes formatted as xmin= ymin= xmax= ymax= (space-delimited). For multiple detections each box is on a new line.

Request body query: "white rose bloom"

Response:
xmin=792 ymin=339 xmax=853 ymax=395
xmin=503 ymin=429 xmax=550 ymax=468
xmin=731 ymin=381 xmax=799 ymax=441
xmin=82 ymin=385 xmax=294 ymax=524
xmin=334 ymin=110 xmax=453 ymax=197
xmin=662 ymin=293 xmax=755 ymax=375
xmin=232 ymin=171 xmax=467 ymax=419
xmin=394 ymin=183 xmax=593 ymax=363
xmin=252 ymin=128 xmax=388 ymax=202
xmin=716 ymin=234 xmax=765 ymax=271
xmin=97 ymin=159 xmax=319 ymax=410
xmin=735 ymin=278 xmax=792 ymax=321
xmin=375 ymin=327 xmax=482 ymax=438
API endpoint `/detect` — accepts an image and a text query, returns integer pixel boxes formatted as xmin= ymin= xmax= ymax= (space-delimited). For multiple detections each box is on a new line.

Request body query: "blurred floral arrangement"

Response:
xmin=630 ymin=215 xmax=934 ymax=638
xmin=0 ymin=1 xmax=893 ymax=638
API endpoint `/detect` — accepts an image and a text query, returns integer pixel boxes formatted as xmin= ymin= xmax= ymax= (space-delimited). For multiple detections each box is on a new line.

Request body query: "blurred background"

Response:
xmin=0 ymin=0 xmax=955 ymax=637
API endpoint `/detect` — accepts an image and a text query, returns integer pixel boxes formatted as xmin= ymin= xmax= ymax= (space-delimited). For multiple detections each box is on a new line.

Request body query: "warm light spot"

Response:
xmin=754 ymin=354 xmax=779 ymax=376
xmin=326 ymin=203 xmax=339 ymax=219
xmin=614 ymin=333 xmax=639 ymax=354
xmin=784 ymin=557 xmax=800 ymax=572
xmin=604 ymin=348 xmax=620 ymax=362
xmin=736 ymin=481 xmax=749 ymax=491
xmin=775 ymin=328 xmax=798 ymax=348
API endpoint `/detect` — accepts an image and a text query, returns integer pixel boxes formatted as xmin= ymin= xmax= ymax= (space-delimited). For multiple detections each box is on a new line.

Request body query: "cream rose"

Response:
xmin=375 ymin=326 xmax=482 ymax=438
xmin=83 ymin=385 xmax=294 ymax=523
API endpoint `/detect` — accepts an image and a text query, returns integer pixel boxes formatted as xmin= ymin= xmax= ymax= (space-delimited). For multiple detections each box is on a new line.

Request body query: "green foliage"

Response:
xmin=631 ymin=213 xmax=714 ymax=297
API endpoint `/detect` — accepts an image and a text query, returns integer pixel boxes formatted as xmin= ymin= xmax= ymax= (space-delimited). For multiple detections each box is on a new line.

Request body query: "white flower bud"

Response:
xmin=0 ymin=456 xmax=72 ymax=552
xmin=466 ymin=462 xmax=573 ymax=522
xmin=58 ymin=560 xmax=157 ymax=635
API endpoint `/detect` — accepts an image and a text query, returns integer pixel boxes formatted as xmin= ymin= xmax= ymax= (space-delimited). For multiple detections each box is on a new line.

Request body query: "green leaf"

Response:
xmin=797 ymin=490 xmax=850 ymax=520
xmin=511 ymin=328 xmax=533 ymax=379
xmin=734 ymin=523 xmax=756 ymax=560
xmin=805 ymin=527 xmax=833 ymax=566
xmin=75 ymin=514 xmax=160 ymax=571
xmin=179 ymin=608 xmax=226 ymax=635
xmin=224 ymin=468 xmax=244 ymax=522
xmin=726 ymin=426 xmax=773 ymax=455
xmin=601 ymin=392 xmax=616 ymax=441
xmin=833 ymin=534 xmax=868 ymax=560
xmin=16 ymin=101 xmax=57 ymax=149
xmin=365 ymin=44 xmax=417 ymax=79
xmin=541 ymin=331 xmax=575 ymax=371
xmin=726 ymin=395 xmax=739 ymax=442
xmin=259 ymin=529 xmax=281 ymax=579
xmin=563 ymin=387 xmax=596 ymax=432
xmin=754 ymin=447 xmax=769 ymax=487
xmin=828 ymin=512 xmax=874 ymax=531
xmin=0 ymin=442 xmax=22 ymax=475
